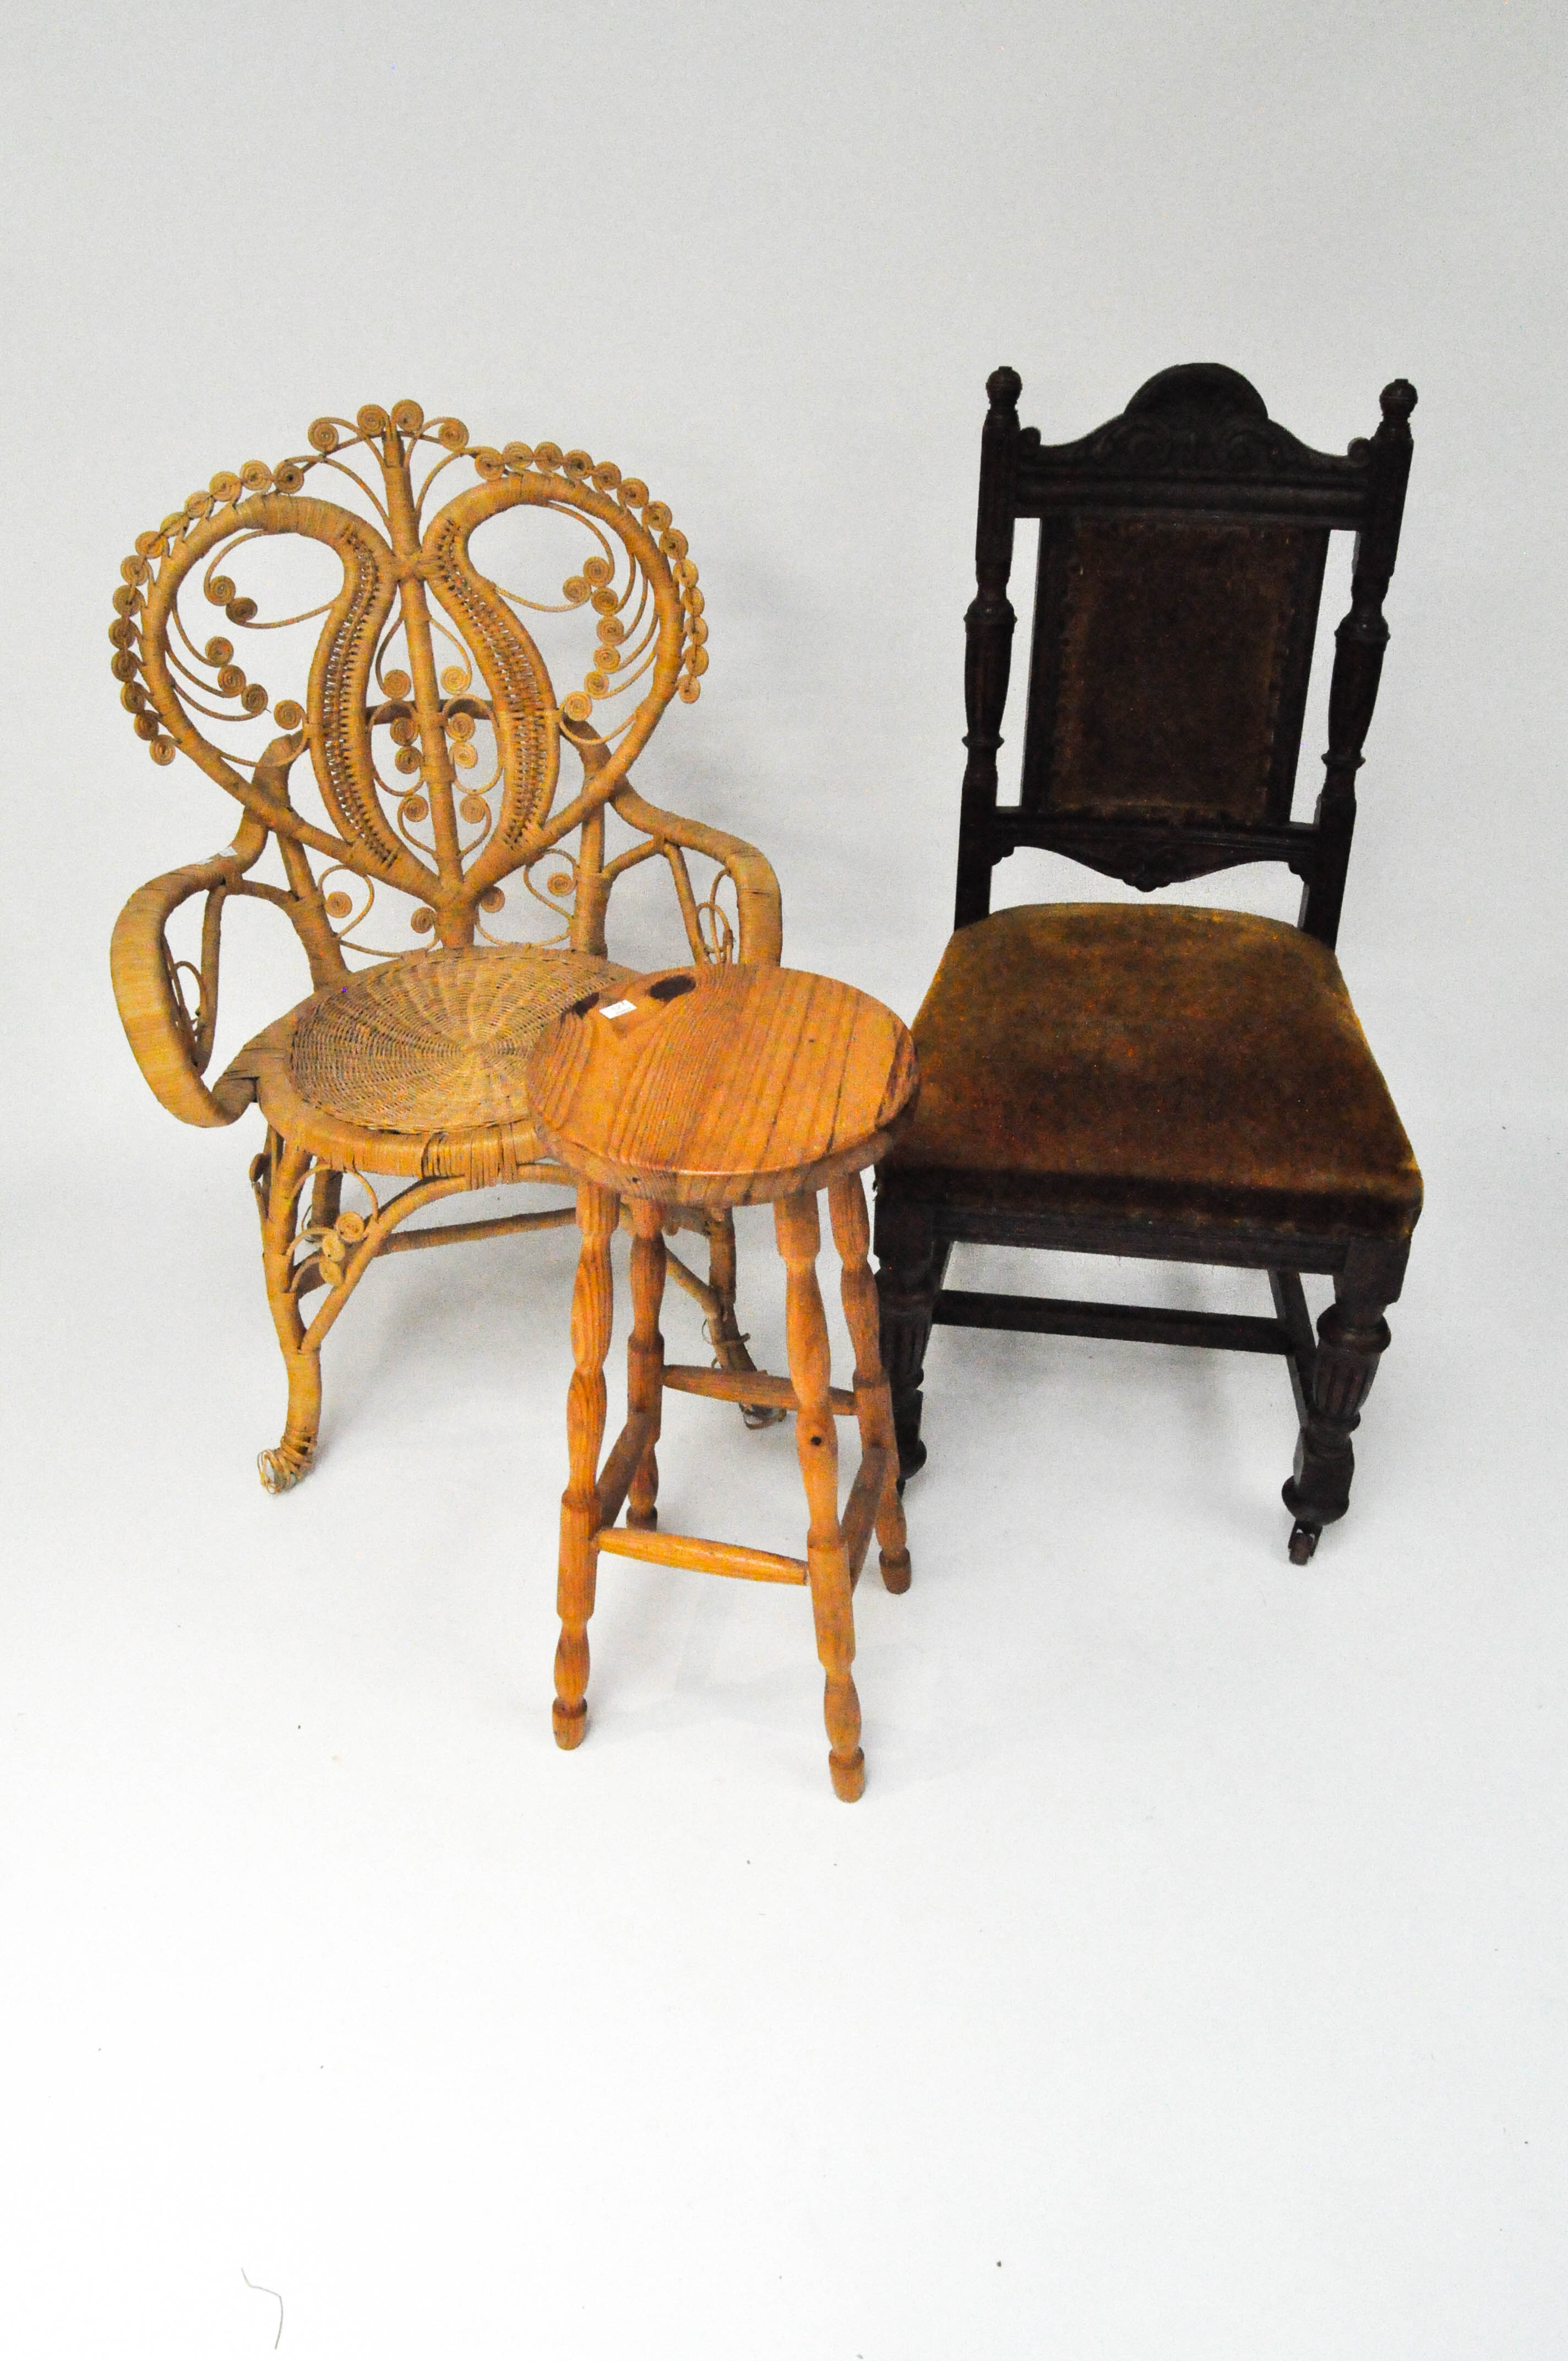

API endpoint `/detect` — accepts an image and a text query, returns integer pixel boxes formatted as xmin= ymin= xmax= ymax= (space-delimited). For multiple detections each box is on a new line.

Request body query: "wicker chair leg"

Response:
xmin=251 ymin=1138 xmax=471 ymax=1493
xmin=260 ymin=1345 xmax=324 ymax=1494
xmin=253 ymin=1131 xmax=324 ymax=1493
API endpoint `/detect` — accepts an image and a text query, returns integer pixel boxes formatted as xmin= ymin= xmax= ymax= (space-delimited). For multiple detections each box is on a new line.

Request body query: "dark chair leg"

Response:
xmin=873 ymin=1197 xmax=947 ymax=1484
xmin=1281 ymin=1241 xmax=1408 ymax=1563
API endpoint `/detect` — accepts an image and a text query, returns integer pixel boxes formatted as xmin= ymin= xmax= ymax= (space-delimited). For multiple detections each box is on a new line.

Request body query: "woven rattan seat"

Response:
xmin=290 ymin=945 xmax=632 ymax=1130
xmin=251 ymin=945 xmax=635 ymax=1187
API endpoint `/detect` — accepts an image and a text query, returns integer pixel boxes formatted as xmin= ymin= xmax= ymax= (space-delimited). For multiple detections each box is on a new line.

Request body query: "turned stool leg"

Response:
xmin=705 ymin=1208 xmax=785 ymax=1428
xmin=829 ymin=1172 xmax=912 ymax=1593
xmin=626 ymin=1199 xmax=667 ymax=1530
xmin=554 ymin=1180 xmax=618 ymax=1749
xmin=775 ymin=1190 xmax=865 ymax=1802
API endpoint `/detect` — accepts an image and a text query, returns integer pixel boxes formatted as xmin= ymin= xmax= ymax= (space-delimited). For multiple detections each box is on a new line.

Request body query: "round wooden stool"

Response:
xmin=526 ymin=963 xmax=921 ymax=1799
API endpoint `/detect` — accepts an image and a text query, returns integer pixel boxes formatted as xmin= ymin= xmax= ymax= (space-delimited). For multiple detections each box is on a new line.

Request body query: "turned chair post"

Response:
xmin=873 ymin=1198 xmax=949 ymax=1482
xmin=954 ymin=366 xmax=1022 ymax=931
xmin=1299 ymin=381 xmax=1417 ymax=949
xmin=1282 ymin=1238 xmax=1407 ymax=1563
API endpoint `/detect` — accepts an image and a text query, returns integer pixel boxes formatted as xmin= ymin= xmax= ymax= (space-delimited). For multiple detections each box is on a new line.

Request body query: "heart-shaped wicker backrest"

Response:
xmin=110 ymin=401 xmax=709 ymax=949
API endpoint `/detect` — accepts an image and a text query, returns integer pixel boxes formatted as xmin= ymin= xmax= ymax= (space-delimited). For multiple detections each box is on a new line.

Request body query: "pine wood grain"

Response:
xmin=598 ymin=1527 xmax=808 ymax=1585
xmin=527 ymin=966 xmax=918 ymax=1207
xmin=660 ymin=1366 xmax=858 ymax=1416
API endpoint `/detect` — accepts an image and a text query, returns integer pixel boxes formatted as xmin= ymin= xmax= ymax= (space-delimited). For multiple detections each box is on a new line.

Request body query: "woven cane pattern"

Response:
xmin=289 ymin=945 xmax=634 ymax=1133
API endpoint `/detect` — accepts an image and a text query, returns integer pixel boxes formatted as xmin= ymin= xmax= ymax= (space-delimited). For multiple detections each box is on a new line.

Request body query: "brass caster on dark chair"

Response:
xmin=1288 ymin=1520 xmax=1321 ymax=1565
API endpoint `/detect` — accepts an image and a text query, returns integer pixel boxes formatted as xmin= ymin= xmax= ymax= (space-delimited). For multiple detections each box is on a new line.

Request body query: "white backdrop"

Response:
xmin=3 ymin=3 xmax=1564 ymax=2355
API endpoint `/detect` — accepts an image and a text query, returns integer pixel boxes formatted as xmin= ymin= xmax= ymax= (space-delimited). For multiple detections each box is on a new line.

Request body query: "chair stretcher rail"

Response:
xmin=661 ymin=1364 xmax=857 ymax=1415
xmin=933 ymin=1288 xmax=1295 ymax=1355
xmin=596 ymin=1525 xmax=808 ymax=1585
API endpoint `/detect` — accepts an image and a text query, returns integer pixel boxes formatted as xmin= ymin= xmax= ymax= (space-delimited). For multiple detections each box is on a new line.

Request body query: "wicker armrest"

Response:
xmin=110 ymin=830 xmax=269 ymax=1127
xmin=611 ymin=785 xmax=783 ymax=966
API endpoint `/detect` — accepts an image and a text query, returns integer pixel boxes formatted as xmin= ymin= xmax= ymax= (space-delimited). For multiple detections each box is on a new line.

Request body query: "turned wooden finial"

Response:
xmin=1379 ymin=379 xmax=1418 ymax=428
xmin=987 ymin=366 xmax=1022 ymax=411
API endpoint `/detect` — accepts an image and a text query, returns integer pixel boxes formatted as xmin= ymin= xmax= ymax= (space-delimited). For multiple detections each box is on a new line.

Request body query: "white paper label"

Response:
xmin=598 ymin=999 xmax=638 ymax=1020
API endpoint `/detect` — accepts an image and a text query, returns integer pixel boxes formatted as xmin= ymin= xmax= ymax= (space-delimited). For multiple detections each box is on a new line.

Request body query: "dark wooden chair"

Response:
xmin=874 ymin=362 xmax=1422 ymax=1563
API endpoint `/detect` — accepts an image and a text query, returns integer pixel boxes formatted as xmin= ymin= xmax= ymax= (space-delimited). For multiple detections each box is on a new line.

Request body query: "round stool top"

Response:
xmin=525 ymin=965 xmax=919 ymax=1206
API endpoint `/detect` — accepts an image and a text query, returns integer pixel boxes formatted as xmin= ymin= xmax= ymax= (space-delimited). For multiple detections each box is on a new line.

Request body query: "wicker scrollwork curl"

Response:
xmin=111 ymin=400 xmax=725 ymax=960
xmin=519 ymin=848 xmax=578 ymax=946
xmin=696 ymin=870 xmax=738 ymax=965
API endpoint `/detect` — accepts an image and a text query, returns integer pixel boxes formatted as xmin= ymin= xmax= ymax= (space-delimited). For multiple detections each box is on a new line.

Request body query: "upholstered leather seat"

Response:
xmin=883 ymin=903 xmax=1421 ymax=1236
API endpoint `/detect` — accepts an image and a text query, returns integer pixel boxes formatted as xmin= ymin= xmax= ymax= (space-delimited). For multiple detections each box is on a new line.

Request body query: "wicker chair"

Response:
xmin=110 ymin=400 xmax=783 ymax=1490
